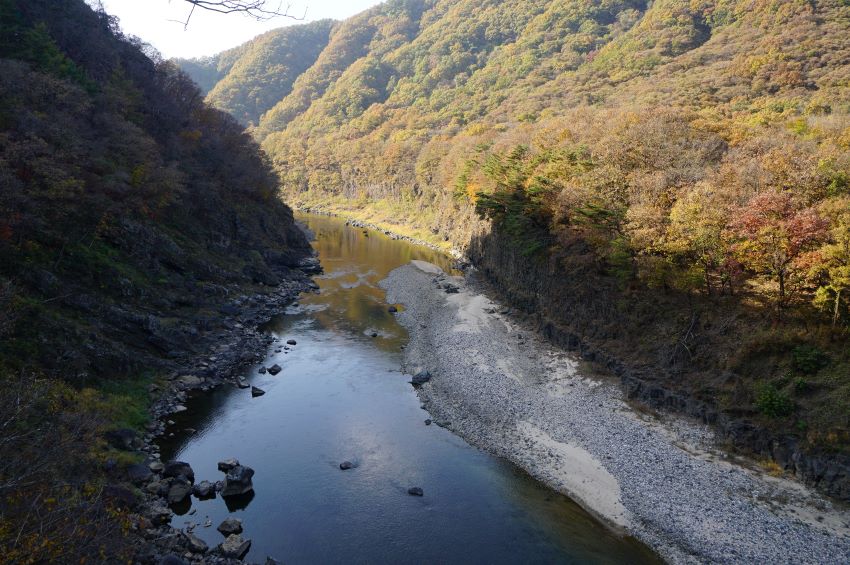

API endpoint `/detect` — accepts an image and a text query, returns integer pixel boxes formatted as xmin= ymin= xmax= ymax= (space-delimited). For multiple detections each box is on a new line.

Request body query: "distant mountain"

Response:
xmin=176 ymin=20 xmax=334 ymax=125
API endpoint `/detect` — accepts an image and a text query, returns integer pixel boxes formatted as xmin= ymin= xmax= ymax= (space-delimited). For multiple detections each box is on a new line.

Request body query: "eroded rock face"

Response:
xmin=221 ymin=465 xmax=255 ymax=497
xmin=219 ymin=534 xmax=252 ymax=559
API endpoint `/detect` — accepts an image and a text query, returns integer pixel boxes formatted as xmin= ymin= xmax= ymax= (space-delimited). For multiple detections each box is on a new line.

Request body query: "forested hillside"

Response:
xmin=175 ymin=19 xmax=335 ymax=125
xmin=181 ymin=0 xmax=850 ymax=498
xmin=0 ymin=0 xmax=311 ymax=560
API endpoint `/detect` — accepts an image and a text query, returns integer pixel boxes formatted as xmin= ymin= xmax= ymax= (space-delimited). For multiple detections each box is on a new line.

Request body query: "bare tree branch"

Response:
xmin=176 ymin=0 xmax=308 ymax=28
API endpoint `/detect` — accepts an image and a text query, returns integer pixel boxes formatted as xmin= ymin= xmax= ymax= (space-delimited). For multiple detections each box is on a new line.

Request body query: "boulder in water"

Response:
xmin=221 ymin=465 xmax=255 ymax=497
xmin=217 ymin=517 xmax=243 ymax=536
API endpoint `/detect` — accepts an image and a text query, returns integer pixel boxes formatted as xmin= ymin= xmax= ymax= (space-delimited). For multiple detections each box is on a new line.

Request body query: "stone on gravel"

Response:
xmin=411 ymin=371 xmax=431 ymax=385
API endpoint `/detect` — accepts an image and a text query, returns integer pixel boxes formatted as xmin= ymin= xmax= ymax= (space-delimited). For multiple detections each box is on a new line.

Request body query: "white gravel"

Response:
xmin=381 ymin=262 xmax=850 ymax=564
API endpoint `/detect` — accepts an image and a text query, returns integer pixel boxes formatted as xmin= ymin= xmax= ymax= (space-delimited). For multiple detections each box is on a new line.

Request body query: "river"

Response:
xmin=160 ymin=213 xmax=659 ymax=564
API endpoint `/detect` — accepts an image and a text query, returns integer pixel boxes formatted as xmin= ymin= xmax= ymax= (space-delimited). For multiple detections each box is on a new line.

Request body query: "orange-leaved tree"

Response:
xmin=729 ymin=191 xmax=828 ymax=320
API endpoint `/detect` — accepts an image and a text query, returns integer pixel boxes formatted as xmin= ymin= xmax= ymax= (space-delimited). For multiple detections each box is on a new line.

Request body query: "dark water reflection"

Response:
xmin=160 ymin=214 xmax=660 ymax=564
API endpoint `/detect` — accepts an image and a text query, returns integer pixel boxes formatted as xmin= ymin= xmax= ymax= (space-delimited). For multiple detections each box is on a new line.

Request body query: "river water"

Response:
xmin=161 ymin=213 xmax=659 ymax=564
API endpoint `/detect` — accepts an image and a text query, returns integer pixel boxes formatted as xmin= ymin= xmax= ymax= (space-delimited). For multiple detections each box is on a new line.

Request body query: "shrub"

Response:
xmin=792 ymin=345 xmax=830 ymax=374
xmin=755 ymin=383 xmax=794 ymax=418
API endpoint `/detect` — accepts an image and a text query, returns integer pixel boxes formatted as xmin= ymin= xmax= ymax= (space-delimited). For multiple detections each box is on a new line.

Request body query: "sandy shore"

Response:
xmin=381 ymin=261 xmax=850 ymax=564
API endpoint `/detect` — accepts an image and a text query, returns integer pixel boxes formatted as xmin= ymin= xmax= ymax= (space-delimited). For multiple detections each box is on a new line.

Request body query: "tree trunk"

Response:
xmin=835 ymin=288 xmax=842 ymax=327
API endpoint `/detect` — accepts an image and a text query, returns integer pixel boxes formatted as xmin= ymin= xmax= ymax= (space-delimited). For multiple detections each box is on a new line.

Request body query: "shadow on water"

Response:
xmin=159 ymin=213 xmax=661 ymax=565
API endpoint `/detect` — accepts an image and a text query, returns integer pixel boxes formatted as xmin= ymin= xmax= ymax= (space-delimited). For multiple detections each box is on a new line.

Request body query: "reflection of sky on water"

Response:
xmin=159 ymin=214 xmax=660 ymax=565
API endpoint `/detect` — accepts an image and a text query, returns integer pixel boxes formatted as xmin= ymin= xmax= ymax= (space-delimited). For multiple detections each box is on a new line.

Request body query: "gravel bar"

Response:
xmin=381 ymin=261 xmax=850 ymax=564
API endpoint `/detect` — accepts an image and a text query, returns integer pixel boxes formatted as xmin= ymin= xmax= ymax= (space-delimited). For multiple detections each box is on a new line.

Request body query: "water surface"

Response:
xmin=161 ymin=214 xmax=659 ymax=564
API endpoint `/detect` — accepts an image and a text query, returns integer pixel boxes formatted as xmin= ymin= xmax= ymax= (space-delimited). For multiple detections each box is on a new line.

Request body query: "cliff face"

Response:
xmin=0 ymin=0 xmax=313 ymax=384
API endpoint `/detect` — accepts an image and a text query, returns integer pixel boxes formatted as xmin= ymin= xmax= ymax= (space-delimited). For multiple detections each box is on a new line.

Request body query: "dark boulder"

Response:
xmin=145 ymin=504 xmax=172 ymax=526
xmin=286 ymin=339 xmax=297 ymax=346
xmin=221 ymin=465 xmax=255 ymax=497
xmin=167 ymin=480 xmax=193 ymax=505
xmin=217 ymin=517 xmax=243 ymax=536
xmin=339 ymin=461 xmax=354 ymax=470
xmin=182 ymin=531 xmax=208 ymax=554
xmin=268 ymin=364 xmax=282 ymax=375
xmin=407 ymin=487 xmax=424 ymax=496
xmin=193 ymin=480 xmax=215 ymax=499
xmin=217 ymin=458 xmax=239 ymax=472
xmin=158 ymin=555 xmax=188 ymax=565
xmin=219 ymin=534 xmax=252 ymax=559
xmin=251 ymin=386 xmax=266 ymax=397
xmin=163 ymin=461 xmax=195 ymax=483
xmin=411 ymin=371 xmax=432 ymax=385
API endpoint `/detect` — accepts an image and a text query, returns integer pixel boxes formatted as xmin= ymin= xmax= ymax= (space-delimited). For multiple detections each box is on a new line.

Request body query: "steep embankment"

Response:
xmin=0 ymin=0 xmax=313 ymax=561
xmin=179 ymin=0 xmax=850 ymax=500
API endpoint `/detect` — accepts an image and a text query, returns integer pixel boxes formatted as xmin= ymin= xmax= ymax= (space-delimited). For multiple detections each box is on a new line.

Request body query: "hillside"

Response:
xmin=180 ymin=0 xmax=850 ymax=500
xmin=0 ymin=0 xmax=312 ymax=560
xmin=176 ymin=19 xmax=335 ymax=125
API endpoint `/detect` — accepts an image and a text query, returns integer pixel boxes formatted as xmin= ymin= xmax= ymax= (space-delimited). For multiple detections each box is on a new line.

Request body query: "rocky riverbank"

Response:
xmin=381 ymin=261 xmax=850 ymax=564
xmin=103 ymin=257 xmax=321 ymax=564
